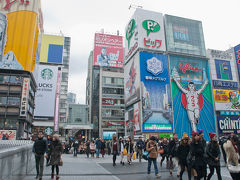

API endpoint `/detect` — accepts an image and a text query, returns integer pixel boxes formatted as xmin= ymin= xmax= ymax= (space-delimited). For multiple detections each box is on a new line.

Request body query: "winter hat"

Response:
xmin=192 ymin=131 xmax=199 ymax=136
xmin=197 ymin=129 xmax=203 ymax=134
xmin=208 ymin=132 xmax=216 ymax=139
xmin=182 ymin=133 xmax=189 ymax=139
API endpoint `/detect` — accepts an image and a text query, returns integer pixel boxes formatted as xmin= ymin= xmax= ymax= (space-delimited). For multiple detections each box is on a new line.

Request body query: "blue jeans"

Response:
xmin=96 ymin=148 xmax=100 ymax=157
xmin=148 ymin=158 xmax=158 ymax=174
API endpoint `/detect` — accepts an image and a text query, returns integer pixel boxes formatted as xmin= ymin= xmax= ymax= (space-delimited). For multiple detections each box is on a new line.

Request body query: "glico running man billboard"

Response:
xmin=94 ymin=33 xmax=123 ymax=68
xmin=140 ymin=52 xmax=172 ymax=133
xmin=170 ymin=55 xmax=216 ymax=140
xmin=0 ymin=0 xmax=40 ymax=72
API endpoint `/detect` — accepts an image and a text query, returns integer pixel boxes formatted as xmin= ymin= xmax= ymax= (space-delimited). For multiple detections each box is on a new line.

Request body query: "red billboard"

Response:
xmin=94 ymin=33 xmax=123 ymax=68
xmin=107 ymin=121 xmax=125 ymax=127
xmin=102 ymin=98 xmax=115 ymax=105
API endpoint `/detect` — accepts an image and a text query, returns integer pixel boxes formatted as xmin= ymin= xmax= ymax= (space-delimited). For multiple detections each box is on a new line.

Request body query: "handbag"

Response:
xmin=227 ymin=164 xmax=240 ymax=173
xmin=158 ymin=148 xmax=164 ymax=154
xmin=142 ymin=151 xmax=149 ymax=160
xmin=132 ymin=152 xmax=136 ymax=160
xmin=123 ymin=148 xmax=128 ymax=155
xmin=59 ymin=157 xmax=63 ymax=166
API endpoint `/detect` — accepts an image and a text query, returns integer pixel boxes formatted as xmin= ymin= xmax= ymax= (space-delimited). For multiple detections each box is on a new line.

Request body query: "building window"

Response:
xmin=0 ymin=97 xmax=7 ymax=105
xmin=7 ymin=97 xmax=20 ymax=106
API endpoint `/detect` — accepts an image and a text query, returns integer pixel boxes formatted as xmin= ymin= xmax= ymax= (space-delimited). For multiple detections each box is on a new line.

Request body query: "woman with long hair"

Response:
xmin=125 ymin=136 xmax=134 ymax=165
xmin=112 ymin=135 xmax=118 ymax=166
xmin=159 ymin=137 xmax=169 ymax=167
xmin=47 ymin=134 xmax=63 ymax=180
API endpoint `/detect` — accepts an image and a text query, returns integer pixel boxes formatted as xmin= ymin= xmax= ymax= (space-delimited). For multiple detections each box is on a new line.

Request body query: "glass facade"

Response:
xmin=68 ymin=104 xmax=88 ymax=124
xmin=165 ymin=15 xmax=206 ymax=57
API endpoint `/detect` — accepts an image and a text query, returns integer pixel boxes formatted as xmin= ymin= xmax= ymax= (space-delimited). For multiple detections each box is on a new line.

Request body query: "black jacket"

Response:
xmin=168 ymin=139 xmax=179 ymax=157
xmin=158 ymin=142 xmax=168 ymax=155
xmin=206 ymin=141 xmax=221 ymax=166
xmin=136 ymin=140 xmax=145 ymax=150
xmin=190 ymin=141 xmax=206 ymax=167
xmin=33 ymin=138 xmax=47 ymax=155
xmin=125 ymin=141 xmax=134 ymax=153
xmin=177 ymin=143 xmax=190 ymax=165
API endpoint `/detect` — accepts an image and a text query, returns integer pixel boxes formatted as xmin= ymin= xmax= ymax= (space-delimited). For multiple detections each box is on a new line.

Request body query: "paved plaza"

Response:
xmin=20 ymin=154 xmax=233 ymax=180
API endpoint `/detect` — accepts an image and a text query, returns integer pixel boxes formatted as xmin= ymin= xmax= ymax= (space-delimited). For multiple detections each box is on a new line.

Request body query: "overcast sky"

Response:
xmin=42 ymin=0 xmax=240 ymax=104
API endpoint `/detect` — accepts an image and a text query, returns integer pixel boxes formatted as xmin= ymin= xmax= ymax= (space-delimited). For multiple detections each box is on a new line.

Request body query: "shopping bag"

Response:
xmin=123 ymin=148 xmax=128 ymax=155
xmin=132 ymin=152 xmax=136 ymax=160
xmin=142 ymin=151 xmax=149 ymax=161
xmin=59 ymin=157 xmax=63 ymax=166
xmin=158 ymin=148 xmax=164 ymax=154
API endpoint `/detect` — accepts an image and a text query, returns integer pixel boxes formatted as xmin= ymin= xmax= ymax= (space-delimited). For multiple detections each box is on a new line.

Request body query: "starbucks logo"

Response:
xmin=41 ymin=68 xmax=53 ymax=80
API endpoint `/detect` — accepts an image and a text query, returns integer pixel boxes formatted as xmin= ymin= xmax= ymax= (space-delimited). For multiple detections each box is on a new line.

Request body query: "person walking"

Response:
xmin=167 ymin=133 xmax=179 ymax=176
xmin=90 ymin=140 xmax=96 ymax=158
xmin=146 ymin=136 xmax=161 ymax=178
xmin=125 ymin=137 xmax=134 ymax=165
xmin=73 ymin=139 xmax=79 ymax=157
xmin=136 ymin=136 xmax=145 ymax=162
xmin=47 ymin=134 xmax=63 ymax=180
xmin=206 ymin=133 xmax=222 ymax=180
xmin=95 ymin=138 xmax=102 ymax=158
xmin=107 ymin=140 xmax=111 ymax=155
xmin=32 ymin=131 xmax=48 ymax=180
xmin=85 ymin=140 xmax=90 ymax=158
xmin=112 ymin=136 xmax=118 ymax=166
xmin=101 ymin=139 xmax=106 ymax=158
xmin=46 ymin=135 xmax=52 ymax=166
xmin=189 ymin=131 xmax=207 ymax=180
xmin=119 ymin=137 xmax=125 ymax=165
xmin=177 ymin=133 xmax=190 ymax=180
xmin=159 ymin=137 xmax=169 ymax=167
xmin=223 ymin=135 xmax=240 ymax=180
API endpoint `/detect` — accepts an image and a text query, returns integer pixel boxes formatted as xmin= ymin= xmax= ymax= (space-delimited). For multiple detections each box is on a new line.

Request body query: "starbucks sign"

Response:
xmin=41 ymin=68 xmax=53 ymax=80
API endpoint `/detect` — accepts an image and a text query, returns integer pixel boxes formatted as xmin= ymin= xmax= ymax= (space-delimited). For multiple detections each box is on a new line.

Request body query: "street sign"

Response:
xmin=44 ymin=127 xmax=53 ymax=135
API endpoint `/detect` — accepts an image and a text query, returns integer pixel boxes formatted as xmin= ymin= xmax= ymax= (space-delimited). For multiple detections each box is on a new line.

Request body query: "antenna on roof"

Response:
xmin=129 ymin=4 xmax=143 ymax=10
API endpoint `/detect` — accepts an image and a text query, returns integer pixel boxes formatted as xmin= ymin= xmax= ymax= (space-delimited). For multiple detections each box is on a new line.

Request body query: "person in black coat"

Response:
xmin=101 ymin=140 xmax=106 ymax=157
xmin=177 ymin=133 xmax=190 ymax=180
xmin=167 ymin=133 xmax=179 ymax=176
xmin=125 ymin=137 xmax=134 ymax=165
xmin=189 ymin=131 xmax=207 ymax=180
xmin=159 ymin=137 xmax=169 ymax=167
xmin=206 ymin=133 xmax=222 ymax=180
xmin=85 ymin=140 xmax=90 ymax=158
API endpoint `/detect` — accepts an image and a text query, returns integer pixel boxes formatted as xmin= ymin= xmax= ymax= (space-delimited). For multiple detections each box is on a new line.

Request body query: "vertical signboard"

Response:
xmin=170 ymin=55 xmax=216 ymax=140
xmin=54 ymin=67 xmax=61 ymax=132
xmin=0 ymin=0 xmax=40 ymax=72
xmin=165 ymin=15 xmax=206 ymax=57
xmin=140 ymin=52 xmax=172 ymax=133
xmin=20 ymin=78 xmax=30 ymax=117
xmin=234 ymin=44 xmax=240 ymax=81
xmin=125 ymin=9 xmax=166 ymax=63
xmin=34 ymin=65 xmax=58 ymax=118
xmin=94 ymin=33 xmax=123 ymax=68
xmin=39 ymin=35 xmax=64 ymax=64
xmin=133 ymin=102 xmax=140 ymax=131
xmin=124 ymin=53 xmax=140 ymax=107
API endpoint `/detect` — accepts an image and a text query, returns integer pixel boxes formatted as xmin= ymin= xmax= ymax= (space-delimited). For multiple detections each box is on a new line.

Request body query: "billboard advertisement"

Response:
xmin=140 ymin=52 xmax=172 ymax=133
xmin=234 ymin=44 xmax=240 ymax=81
xmin=0 ymin=1 xmax=40 ymax=72
xmin=124 ymin=53 xmax=140 ymax=107
xmin=170 ymin=55 xmax=216 ymax=140
xmin=125 ymin=9 xmax=166 ymax=62
xmin=34 ymin=65 xmax=58 ymax=118
xmin=94 ymin=33 xmax=123 ymax=68
xmin=103 ymin=131 xmax=116 ymax=140
xmin=213 ymin=89 xmax=240 ymax=111
xmin=39 ymin=35 xmax=64 ymax=64
xmin=133 ymin=102 xmax=141 ymax=131
xmin=20 ymin=78 xmax=30 ymax=117
xmin=217 ymin=116 xmax=240 ymax=134
xmin=165 ymin=15 xmax=206 ymax=57
xmin=0 ymin=130 xmax=16 ymax=140
xmin=102 ymin=98 xmax=115 ymax=106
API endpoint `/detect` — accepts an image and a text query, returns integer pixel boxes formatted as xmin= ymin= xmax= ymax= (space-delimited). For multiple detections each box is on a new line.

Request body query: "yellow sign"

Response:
xmin=213 ymin=89 xmax=238 ymax=103
xmin=0 ymin=0 xmax=40 ymax=72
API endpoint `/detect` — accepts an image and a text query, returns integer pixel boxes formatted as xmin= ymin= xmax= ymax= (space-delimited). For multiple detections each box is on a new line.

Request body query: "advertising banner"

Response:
xmin=103 ymin=131 xmax=116 ymax=140
xmin=217 ymin=116 xmax=240 ymax=134
xmin=34 ymin=65 xmax=58 ymax=118
xmin=165 ymin=15 xmax=206 ymax=57
xmin=125 ymin=9 xmax=166 ymax=62
xmin=212 ymin=80 xmax=238 ymax=89
xmin=170 ymin=55 xmax=216 ymax=140
xmin=102 ymin=98 xmax=115 ymax=106
xmin=140 ymin=52 xmax=172 ymax=133
xmin=0 ymin=0 xmax=40 ymax=72
xmin=94 ymin=33 xmax=123 ymax=68
xmin=213 ymin=89 xmax=240 ymax=111
xmin=39 ymin=35 xmax=64 ymax=64
xmin=234 ymin=44 xmax=240 ymax=81
xmin=133 ymin=102 xmax=140 ymax=131
xmin=20 ymin=78 xmax=30 ymax=117
xmin=107 ymin=121 xmax=125 ymax=127
xmin=0 ymin=130 xmax=16 ymax=140
xmin=124 ymin=53 xmax=140 ymax=107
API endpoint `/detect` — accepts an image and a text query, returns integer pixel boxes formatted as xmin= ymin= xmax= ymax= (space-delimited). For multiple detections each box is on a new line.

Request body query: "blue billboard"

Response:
xmin=217 ymin=115 xmax=240 ymax=135
xmin=140 ymin=52 xmax=172 ymax=133
xmin=170 ymin=55 xmax=216 ymax=140
xmin=215 ymin=59 xmax=232 ymax=80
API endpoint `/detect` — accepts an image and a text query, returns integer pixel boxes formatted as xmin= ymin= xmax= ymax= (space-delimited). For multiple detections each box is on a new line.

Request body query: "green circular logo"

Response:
xmin=142 ymin=20 xmax=160 ymax=36
xmin=41 ymin=68 xmax=53 ymax=80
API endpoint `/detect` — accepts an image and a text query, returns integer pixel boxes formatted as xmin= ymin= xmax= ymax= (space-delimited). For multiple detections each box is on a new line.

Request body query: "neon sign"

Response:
xmin=178 ymin=63 xmax=202 ymax=73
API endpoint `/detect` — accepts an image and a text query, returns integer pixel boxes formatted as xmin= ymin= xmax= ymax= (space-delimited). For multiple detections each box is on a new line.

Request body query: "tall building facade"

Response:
xmin=86 ymin=33 xmax=125 ymax=139
xmin=124 ymin=9 xmax=216 ymax=141
xmin=67 ymin=92 xmax=76 ymax=104
xmin=0 ymin=0 xmax=43 ymax=139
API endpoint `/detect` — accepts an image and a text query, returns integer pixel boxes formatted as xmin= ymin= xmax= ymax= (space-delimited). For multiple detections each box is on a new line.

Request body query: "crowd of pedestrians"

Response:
xmin=32 ymin=130 xmax=240 ymax=180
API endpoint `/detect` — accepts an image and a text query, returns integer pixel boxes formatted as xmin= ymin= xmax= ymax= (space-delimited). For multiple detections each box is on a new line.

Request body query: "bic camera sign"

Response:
xmin=142 ymin=20 xmax=160 ymax=36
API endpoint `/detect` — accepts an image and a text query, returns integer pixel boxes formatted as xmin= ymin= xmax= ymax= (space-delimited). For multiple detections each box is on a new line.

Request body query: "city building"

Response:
xmin=0 ymin=0 xmax=43 ymax=139
xmin=64 ymin=104 xmax=92 ymax=141
xmin=86 ymin=33 xmax=125 ymax=139
xmin=124 ymin=8 xmax=216 ymax=141
xmin=67 ymin=92 xmax=76 ymax=104
xmin=33 ymin=34 xmax=71 ymax=136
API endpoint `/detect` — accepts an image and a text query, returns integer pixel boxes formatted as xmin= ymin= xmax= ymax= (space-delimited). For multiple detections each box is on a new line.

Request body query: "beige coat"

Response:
xmin=223 ymin=140 xmax=239 ymax=166
xmin=146 ymin=141 xmax=158 ymax=159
